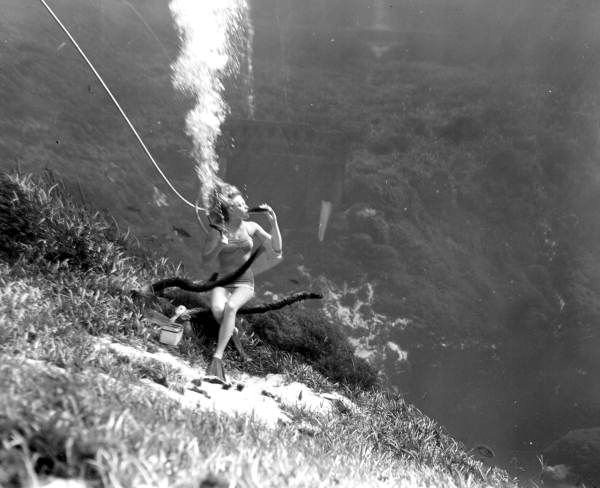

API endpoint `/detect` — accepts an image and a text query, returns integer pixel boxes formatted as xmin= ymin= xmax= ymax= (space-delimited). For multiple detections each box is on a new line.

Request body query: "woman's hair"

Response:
xmin=209 ymin=183 xmax=242 ymax=225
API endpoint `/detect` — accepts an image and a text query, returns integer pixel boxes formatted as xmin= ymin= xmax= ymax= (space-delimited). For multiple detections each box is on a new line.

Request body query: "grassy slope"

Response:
xmin=0 ymin=173 xmax=515 ymax=487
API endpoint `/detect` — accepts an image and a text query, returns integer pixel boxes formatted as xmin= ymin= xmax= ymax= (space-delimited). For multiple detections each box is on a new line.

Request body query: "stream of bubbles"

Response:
xmin=169 ymin=0 xmax=253 ymax=208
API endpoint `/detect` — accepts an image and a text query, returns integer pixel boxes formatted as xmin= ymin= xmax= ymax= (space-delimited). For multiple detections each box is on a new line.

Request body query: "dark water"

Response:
xmin=406 ymin=350 xmax=541 ymax=483
xmin=401 ymin=343 xmax=600 ymax=485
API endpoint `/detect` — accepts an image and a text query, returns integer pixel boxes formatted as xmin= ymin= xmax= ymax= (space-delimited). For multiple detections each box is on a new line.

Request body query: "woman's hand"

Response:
xmin=260 ymin=203 xmax=277 ymax=226
xmin=260 ymin=204 xmax=282 ymax=255
xmin=220 ymin=233 xmax=229 ymax=246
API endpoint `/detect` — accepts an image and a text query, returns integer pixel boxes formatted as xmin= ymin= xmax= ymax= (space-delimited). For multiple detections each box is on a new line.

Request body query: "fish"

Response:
xmin=172 ymin=225 xmax=191 ymax=238
xmin=471 ymin=444 xmax=495 ymax=458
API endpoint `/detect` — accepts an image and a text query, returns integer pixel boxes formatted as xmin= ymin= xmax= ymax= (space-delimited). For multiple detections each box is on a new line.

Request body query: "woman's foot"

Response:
xmin=204 ymin=357 xmax=228 ymax=385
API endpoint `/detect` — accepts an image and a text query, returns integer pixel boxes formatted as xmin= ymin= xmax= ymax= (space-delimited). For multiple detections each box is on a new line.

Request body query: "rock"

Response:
xmin=188 ymin=386 xmax=211 ymax=399
xmin=261 ymin=389 xmax=279 ymax=401
xmin=199 ymin=473 xmax=228 ymax=488
xmin=385 ymin=341 xmax=408 ymax=362
xmin=297 ymin=420 xmax=321 ymax=436
xmin=541 ymin=427 xmax=600 ymax=487
xmin=382 ymin=341 xmax=412 ymax=379
xmin=322 ymin=392 xmax=358 ymax=415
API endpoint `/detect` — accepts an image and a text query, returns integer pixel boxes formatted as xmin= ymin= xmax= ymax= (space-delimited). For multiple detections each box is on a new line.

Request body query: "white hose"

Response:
xmin=37 ymin=0 xmax=205 ymax=213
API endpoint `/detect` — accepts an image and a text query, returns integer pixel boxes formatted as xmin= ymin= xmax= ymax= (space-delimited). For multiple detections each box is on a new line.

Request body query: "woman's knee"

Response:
xmin=223 ymin=300 xmax=240 ymax=315
xmin=211 ymin=305 xmax=225 ymax=322
xmin=210 ymin=287 xmax=228 ymax=321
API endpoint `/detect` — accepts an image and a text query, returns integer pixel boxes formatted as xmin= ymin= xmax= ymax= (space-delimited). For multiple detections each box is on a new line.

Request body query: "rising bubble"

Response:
xmin=169 ymin=0 xmax=251 ymax=208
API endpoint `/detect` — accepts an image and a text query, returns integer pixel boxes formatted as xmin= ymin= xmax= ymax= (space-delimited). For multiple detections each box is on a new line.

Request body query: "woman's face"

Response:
xmin=228 ymin=194 xmax=248 ymax=219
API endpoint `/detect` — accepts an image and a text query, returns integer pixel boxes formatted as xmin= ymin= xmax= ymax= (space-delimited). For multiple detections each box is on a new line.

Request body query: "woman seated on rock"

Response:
xmin=201 ymin=184 xmax=282 ymax=383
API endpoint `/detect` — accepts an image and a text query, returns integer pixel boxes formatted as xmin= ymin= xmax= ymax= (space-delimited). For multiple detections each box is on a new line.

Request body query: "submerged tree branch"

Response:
xmin=149 ymin=246 xmax=264 ymax=294
xmin=185 ymin=292 xmax=323 ymax=319
xmin=238 ymin=292 xmax=323 ymax=314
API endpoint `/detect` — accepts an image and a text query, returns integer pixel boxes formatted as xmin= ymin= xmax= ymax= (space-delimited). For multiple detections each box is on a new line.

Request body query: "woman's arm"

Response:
xmin=248 ymin=205 xmax=282 ymax=254
xmin=202 ymin=229 xmax=227 ymax=262
xmin=265 ymin=206 xmax=282 ymax=254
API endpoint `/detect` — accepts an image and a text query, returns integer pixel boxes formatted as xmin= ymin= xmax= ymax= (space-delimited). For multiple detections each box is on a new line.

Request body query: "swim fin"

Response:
xmin=204 ymin=357 xmax=228 ymax=385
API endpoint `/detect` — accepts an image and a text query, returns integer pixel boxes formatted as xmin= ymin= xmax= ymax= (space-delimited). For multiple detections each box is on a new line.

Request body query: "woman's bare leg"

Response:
xmin=210 ymin=287 xmax=228 ymax=323
xmin=213 ymin=286 xmax=254 ymax=359
xmin=231 ymin=327 xmax=252 ymax=361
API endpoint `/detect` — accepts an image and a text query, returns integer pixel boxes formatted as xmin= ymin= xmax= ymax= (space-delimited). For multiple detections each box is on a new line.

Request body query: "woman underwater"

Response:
xmin=201 ymin=184 xmax=282 ymax=383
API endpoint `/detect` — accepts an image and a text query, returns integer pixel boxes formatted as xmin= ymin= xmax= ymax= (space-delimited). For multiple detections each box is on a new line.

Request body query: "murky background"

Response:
xmin=2 ymin=1 xmax=600 ymax=484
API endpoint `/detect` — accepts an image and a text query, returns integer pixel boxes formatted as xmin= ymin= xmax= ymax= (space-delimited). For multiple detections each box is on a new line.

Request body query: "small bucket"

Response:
xmin=159 ymin=323 xmax=183 ymax=346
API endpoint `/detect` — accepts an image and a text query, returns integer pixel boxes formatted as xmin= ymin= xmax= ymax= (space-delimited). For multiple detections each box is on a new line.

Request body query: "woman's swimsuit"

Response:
xmin=217 ymin=225 xmax=254 ymax=291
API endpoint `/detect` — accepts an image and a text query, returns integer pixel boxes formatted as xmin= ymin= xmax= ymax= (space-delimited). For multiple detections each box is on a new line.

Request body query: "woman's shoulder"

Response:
xmin=243 ymin=220 xmax=270 ymax=239
xmin=242 ymin=220 xmax=258 ymax=234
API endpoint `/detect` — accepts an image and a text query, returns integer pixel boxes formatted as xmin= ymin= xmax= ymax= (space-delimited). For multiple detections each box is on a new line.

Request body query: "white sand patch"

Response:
xmin=243 ymin=374 xmax=354 ymax=416
xmin=39 ymin=478 xmax=89 ymax=488
xmin=142 ymin=377 xmax=292 ymax=428
xmin=95 ymin=338 xmax=356 ymax=428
